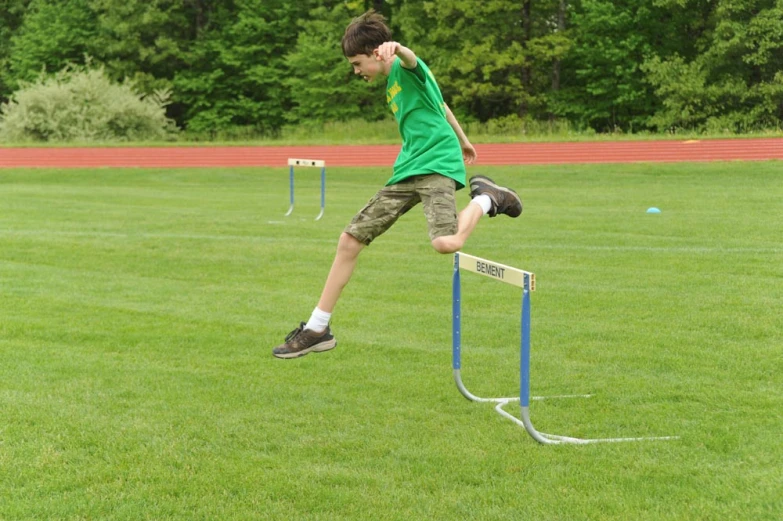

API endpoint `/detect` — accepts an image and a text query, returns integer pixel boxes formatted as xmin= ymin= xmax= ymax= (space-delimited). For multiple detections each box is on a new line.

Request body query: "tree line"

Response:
xmin=1 ymin=0 xmax=781 ymax=136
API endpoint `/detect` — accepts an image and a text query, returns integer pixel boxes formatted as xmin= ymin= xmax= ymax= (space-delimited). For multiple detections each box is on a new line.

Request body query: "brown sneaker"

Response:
xmin=469 ymin=175 xmax=523 ymax=218
xmin=272 ymin=322 xmax=336 ymax=359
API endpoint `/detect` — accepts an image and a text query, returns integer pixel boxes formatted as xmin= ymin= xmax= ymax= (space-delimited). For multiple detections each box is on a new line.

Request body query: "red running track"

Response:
xmin=0 ymin=138 xmax=781 ymax=168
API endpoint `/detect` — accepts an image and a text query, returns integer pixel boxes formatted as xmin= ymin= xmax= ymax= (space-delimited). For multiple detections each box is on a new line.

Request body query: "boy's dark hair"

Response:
xmin=341 ymin=10 xmax=392 ymax=57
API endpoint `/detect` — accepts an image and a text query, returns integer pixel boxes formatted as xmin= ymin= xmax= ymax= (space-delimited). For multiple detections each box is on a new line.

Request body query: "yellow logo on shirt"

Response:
xmin=387 ymin=81 xmax=402 ymax=114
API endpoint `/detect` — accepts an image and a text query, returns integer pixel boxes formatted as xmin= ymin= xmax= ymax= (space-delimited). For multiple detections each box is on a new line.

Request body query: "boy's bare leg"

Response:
xmin=272 ymin=232 xmax=363 ymax=359
xmin=317 ymin=232 xmax=365 ymax=314
xmin=430 ymin=201 xmax=484 ymax=254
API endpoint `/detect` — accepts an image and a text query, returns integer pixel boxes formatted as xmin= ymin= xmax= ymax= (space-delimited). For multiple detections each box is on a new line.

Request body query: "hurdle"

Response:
xmin=452 ymin=252 xmax=678 ymax=445
xmin=285 ymin=158 xmax=326 ymax=221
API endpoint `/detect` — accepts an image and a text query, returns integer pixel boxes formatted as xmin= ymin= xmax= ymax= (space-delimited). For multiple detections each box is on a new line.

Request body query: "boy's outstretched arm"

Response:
xmin=444 ymin=103 xmax=477 ymax=164
xmin=375 ymin=41 xmax=417 ymax=69
xmin=375 ymin=42 xmax=475 ymax=164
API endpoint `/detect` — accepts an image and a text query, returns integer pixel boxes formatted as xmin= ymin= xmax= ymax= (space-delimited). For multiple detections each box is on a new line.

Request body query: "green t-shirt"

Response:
xmin=385 ymin=58 xmax=466 ymax=189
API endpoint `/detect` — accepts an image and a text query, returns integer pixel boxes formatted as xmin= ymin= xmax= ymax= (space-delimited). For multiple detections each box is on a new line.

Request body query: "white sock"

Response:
xmin=305 ymin=307 xmax=331 ymax=332
xmin=471 ymin=194 xmax=492 ymax=215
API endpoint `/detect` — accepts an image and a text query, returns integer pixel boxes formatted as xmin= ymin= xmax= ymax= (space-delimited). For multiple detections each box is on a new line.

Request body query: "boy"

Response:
xmin=273 ymin=10 xmax=522 ymax=359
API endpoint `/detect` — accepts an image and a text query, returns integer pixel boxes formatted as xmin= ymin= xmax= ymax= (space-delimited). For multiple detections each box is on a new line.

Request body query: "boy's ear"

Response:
xmin=372 ymin=48 xmax=382 ymax=60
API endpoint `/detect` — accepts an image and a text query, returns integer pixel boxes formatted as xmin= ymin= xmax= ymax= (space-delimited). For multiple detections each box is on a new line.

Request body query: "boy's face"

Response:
xmin=346 ymin=52 xmax=386 ymax=82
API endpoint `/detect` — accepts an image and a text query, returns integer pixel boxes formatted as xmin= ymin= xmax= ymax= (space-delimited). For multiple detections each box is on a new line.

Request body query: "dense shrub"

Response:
xmin=0 ymin=64 xmax=177 ymax=142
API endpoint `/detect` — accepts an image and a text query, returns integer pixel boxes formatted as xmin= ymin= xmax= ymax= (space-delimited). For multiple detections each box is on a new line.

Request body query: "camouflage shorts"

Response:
xmin=344 ymin=174 xmax=458 ymax=245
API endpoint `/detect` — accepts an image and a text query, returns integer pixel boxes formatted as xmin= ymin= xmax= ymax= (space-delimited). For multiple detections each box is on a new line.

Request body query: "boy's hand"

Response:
xmin=462 ymin=143 xmax=477 ymax=164
xmin=375 ymin=41 xmax=401 ymax=63
xmin=375 ymin=42 xmax=417 ymax=69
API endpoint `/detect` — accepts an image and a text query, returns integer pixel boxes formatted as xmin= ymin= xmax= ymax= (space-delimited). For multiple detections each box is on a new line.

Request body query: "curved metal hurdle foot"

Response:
xmin=452 ymin=252 xmax=678 ymax=445
xmin=493 ymin=402 xmax=679 ymax=445
xmin=454 ymin=369 xmax=592 ymax=404
xmin=314 ymin=165 xmax=325 ymax=221
xmin=284 ymin=164 xmax=294 ymax=217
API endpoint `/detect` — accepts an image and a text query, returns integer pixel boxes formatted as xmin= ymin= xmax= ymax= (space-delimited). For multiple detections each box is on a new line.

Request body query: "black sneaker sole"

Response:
xmin=272 ymin=338 xmax=337 ymax=359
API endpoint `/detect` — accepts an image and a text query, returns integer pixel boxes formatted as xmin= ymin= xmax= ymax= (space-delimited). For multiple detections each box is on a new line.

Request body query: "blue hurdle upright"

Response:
xmin=285 ymin=158 xmax=326 ymax=221
xmin=452 ymin=252 xmax=678 ymax=445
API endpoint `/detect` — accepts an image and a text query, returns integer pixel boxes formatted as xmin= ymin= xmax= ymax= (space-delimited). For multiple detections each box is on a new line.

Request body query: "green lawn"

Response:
xmin=0 ymin=162 xmax=781 ymax=520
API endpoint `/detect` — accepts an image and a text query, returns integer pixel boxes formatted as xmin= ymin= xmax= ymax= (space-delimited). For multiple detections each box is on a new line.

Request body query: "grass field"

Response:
xmin=1 ymin=161 xmax=781 ymax=520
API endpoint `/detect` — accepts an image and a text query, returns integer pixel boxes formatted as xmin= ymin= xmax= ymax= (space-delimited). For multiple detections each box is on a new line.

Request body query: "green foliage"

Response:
xmin=0 ymin=0 xmax=781 ymax=136
xmin=643 ymin=0 xmax=783 ymax=132
xmin=396 ymin=0 xmax=568 ymax=122
xmin=552 ymin=0 xmax=665 ymax=132
xmin=284 ymin=3 xmax=387 ymax=125
xmin=3 ymin=0 xmax=97 ymax=89
xmin=172 ymin=0 xmax=311 ymax=135
xmin=0 ymin=63 xmax=177 ymax=142
xmin=87 ymin=0 xmax=195 ymax=95
xmin=0 ymin=0 xmax=31 ymax=97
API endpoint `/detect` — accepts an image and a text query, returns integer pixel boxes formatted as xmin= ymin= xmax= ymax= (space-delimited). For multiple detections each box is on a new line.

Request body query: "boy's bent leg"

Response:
xmin=430 ymin=202 xmax=484 ymax=254
xmin=418 ymin=174 xmax=486 ymax=254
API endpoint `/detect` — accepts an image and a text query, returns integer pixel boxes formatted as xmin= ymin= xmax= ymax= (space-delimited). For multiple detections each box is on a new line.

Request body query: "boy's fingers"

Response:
xmin=377 ymin=41 xmax=398 ymax=59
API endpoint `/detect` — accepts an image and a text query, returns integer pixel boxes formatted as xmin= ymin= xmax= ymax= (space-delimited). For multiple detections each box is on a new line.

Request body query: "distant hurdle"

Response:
xmin=285 ymin=158 xmax=326 ymax=221
xmin=452 ymin=252 xmax=678 ymax=445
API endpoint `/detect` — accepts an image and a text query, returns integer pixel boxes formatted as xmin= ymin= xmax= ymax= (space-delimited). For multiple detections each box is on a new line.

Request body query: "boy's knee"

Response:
xmin=431 ymin=236 xmax=460 ymax=254
xmin=338 ymin=232 xmax=364 ymax=256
